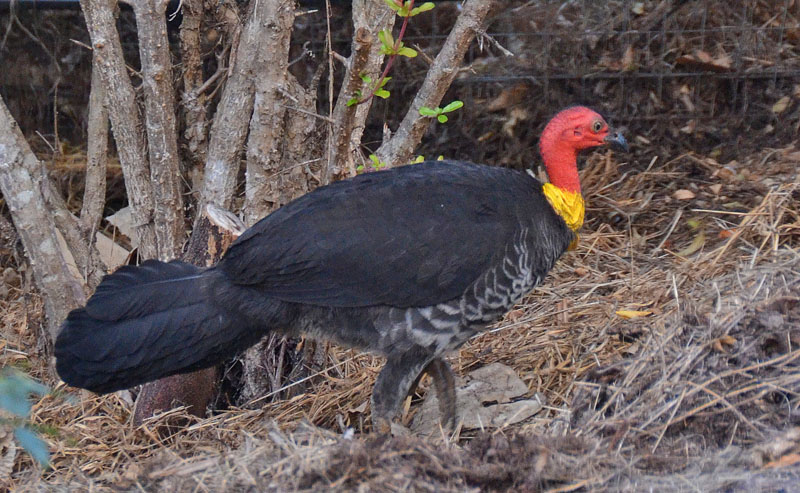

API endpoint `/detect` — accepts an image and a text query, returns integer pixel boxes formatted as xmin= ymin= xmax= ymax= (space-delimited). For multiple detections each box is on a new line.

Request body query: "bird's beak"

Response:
xmin=604 ymin=130 xmax=628 ymax=152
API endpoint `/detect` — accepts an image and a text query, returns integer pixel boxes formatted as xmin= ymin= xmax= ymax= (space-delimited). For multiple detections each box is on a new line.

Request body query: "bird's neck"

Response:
xmin=539 ymin=135 xmax=581 ymax=194
xmin=539 ymin=133 xmax=584 ymax=232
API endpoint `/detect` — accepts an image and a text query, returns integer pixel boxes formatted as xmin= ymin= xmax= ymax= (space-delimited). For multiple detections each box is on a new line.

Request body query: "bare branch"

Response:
xmin=243 ymin=0 xmax=296 ymax=225
xmin=80 ymin=0 xmax=158 ymax=259
xmin=196 ymin=0 xmax=269 ymax=213
xmin=43 ymin=181 xmax=107 ymax=289
xmin=0 ymin=96 xmax=86 ymax=340
xmin=179 ymin=0 xmax=208 ymax=173
xmin=376 ymin=0 xmax=499 ymax=167
xmin=131 ymin=0 xmax=186 ymax=259
xmin=79 ymin=55 xmax=108 ymax=249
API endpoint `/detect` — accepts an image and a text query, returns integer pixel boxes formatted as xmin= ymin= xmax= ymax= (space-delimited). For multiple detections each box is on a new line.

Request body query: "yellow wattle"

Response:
xmin=542 ymin=183 xmax=585 ymax=249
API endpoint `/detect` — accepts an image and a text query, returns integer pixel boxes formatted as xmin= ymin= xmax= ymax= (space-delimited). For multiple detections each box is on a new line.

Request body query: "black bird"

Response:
xmin=55 ymin=106 xmax=627 ymax=431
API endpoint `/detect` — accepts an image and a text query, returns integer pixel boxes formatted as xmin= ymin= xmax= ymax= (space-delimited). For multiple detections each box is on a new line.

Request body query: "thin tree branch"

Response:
xmin=131 ymin=0 xmax=186 ymax=260
xmin=79 ymin=54 xmax=108 ymax=252
xmin=80 ymin=0 xmax=158 ymax=259
xmin=376 ymin=0 xmax=499 ymax=167
xmin=195 ymin=0 xmax=269 ymax=212
xmin=244 ymin=0 xmax=296 ymax=226
xmin=326 ymin=0 xmax=395 ymax=181
xmin=179 ymin=0 xmax=209 ymax=174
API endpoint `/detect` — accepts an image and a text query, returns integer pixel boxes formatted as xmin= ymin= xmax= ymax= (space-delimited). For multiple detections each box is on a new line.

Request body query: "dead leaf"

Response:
xmin=622 ymin=45 xmax=636 ymax=71
xmin=615 ymin=310 xmax=653 ymax=319
xmin=486 ymin=83 xmax=527 ymax=112
xmin=708 ymin=184 xmax=723 ymax=195
xmin=410 ymin=363 xmax=544 ymax=435
xmin=574 ymin=267 xmax=589 ymax=276
xmin=673 ymin=189 xmax=696 ymax=200
xmin=677 ymin=229 xmax=705 ymax=257
xmin=718 ymin=229 xmax=736 ymax=239
xmin=675 ymin=51 xmax=733 ymax=72
xmin=764 ymin=453 xmax=800 ymax=469
xmin=772 ymin=96 xmax=791 ymax=114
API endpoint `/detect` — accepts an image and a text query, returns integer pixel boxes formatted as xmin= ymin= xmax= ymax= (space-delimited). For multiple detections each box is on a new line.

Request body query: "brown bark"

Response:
xmin=376 ymin=0 xmax=500 ymax=167
xmin=327 ymin=0 xmax=395 ymax=181
xmin=0 ymin=97 xmax=86 ymax=341
xmin=131 ymin=0 xmax=187 ymax=260
xmin=80 ymin=0 xmax=158 ymax=259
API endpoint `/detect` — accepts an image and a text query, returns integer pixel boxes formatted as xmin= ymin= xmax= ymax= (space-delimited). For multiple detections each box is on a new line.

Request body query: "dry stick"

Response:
xmin=0 ymin=97 xmax=86 ymax=340
xmin=131 ymin=0 xmax=186 ymax=260
xmin=81 ymin=0 xmax=158 ymax=259
xmin=79 ymin=53 xmax=110 ymax=288
xmin=376 ymin=0 xmax=500 ymax=167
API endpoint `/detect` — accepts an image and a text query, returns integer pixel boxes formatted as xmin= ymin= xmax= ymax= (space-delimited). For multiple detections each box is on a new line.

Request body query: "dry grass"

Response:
xmin=2 ymin=140 xmax=799 ymax=491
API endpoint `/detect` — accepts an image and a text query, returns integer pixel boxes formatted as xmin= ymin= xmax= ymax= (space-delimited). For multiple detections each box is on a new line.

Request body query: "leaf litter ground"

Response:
xmin=2 ymin=143 xmax=800 ymax=491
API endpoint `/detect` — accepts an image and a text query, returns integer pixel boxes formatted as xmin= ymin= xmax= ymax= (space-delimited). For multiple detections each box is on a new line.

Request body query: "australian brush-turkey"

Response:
xmin=55 ymin=106 xmax=627 ymax=431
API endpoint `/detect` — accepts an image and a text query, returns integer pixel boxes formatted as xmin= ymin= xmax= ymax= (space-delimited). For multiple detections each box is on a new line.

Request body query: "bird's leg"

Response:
xmin=404 ymin=357 xmax=456 ymax=430
xmin=371 ymin=346 xmax=434 ymax=433
xmin=425 ymin=358 xmax=456 ymax=430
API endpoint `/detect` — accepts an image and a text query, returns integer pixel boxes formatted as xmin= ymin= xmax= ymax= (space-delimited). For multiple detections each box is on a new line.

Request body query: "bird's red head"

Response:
xmin=538 ymin=106 xmax=627 ymax=193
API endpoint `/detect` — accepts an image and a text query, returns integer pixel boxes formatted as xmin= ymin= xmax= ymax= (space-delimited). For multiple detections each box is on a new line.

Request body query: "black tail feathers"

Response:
xmin=55 ymin=260 xmax=266 ymax=393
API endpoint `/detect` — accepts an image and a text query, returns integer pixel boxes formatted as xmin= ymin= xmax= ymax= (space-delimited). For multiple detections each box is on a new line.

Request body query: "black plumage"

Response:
xmin=55 ymin=160 xmax=575 ymax=430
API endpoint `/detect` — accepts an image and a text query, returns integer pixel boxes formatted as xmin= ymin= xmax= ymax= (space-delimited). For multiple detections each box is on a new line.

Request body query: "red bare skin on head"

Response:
xmin=538 ymin=106 xmax=612 ymax=193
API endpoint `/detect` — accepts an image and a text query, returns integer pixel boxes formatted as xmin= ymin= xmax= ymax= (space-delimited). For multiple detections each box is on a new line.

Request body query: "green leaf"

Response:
xmin=368 ymin=154 xmax=386 ymax=169
xmin=377 ymin=76 xmax=391 ymax=88
xmin=418 ymin=106 xmax=438 ymax=117
xmin=383 ymin=0 xmax=402 ymax=12
xmin=437 ymin=114 xmax=448 ymax=123
xmin=356 ymin=164 xmax=365 ymax=172
xmin=359 ymin=73 xmax=372 ymax=84
xmin=437 ymin=155 xmax=445 ymax=161
xmin=412 ymin=155 xmax=425 ymax=163
xmin=374 ymin=89 xmax=391 ymax=99
xmin=410 ymin=2 xmax=435 ymax=16
xmin=397 ymin=46 xmax=418 ymax=58
xmin=441 ymin=100 xmax=464 ymax=113
xmin=14 ymin=426 xmax=50 ymax=467
xmin=0 ymin=369 xmax=49 ymax=417
xmin=346 ymin=97 xmax=359 ymax=107
xmin=378 ymin=29 xmax=394 ymax=50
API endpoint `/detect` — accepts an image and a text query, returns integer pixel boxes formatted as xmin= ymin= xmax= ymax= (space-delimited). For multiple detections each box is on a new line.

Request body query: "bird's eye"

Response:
xmin=592 ymin=120 xmax=604 ymax=133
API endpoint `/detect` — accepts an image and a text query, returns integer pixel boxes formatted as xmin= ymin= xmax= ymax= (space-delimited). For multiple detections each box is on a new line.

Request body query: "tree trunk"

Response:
xmin=80 ymin=0 xmax=158 ymax=259
xmin=0 ymin=97 xmax=86 ymax=342
xmin=131 ymin=0 xmax=187 ymax=260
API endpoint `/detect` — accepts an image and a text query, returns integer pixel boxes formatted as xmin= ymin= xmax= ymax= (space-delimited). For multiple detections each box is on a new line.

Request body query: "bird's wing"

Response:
xmin=218 ymin=161 xmax=561 ymax=308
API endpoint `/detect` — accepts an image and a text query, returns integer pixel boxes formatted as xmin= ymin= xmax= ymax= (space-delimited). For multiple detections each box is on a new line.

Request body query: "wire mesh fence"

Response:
xmin=386 ymin=0 xmax=800 ymax=167
xmin=1 ymin=0 xmax=798 ymax=166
